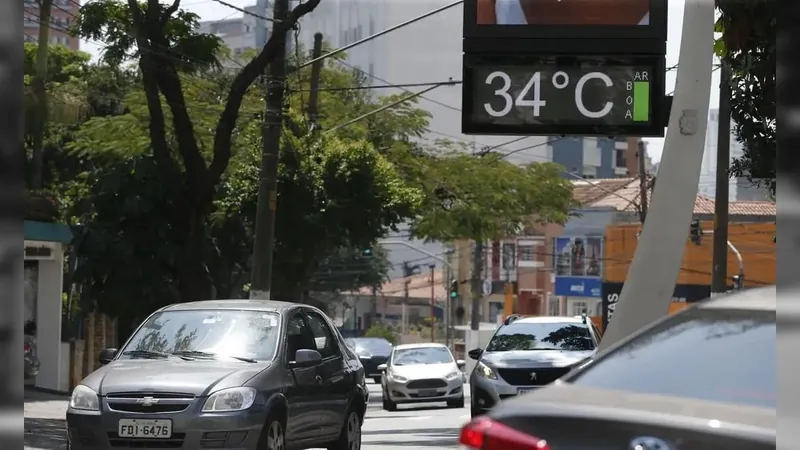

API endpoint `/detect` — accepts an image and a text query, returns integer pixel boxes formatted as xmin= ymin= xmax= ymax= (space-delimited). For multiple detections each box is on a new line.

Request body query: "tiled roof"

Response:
xmin=576 ymin=179 xmax=776 ymax=216
xmin=571 ymin=178 xmax=636 ymax=206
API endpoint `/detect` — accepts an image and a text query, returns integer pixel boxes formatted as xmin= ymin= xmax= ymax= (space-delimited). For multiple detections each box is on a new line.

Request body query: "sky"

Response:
xmin=80 ymin=0 xmax=721 ymax=164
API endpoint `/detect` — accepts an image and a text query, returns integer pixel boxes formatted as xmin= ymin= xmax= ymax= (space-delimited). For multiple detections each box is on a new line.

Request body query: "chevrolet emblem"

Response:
xmin=530 ymin=372 xmax=537 ymax=380
xmin=136 ymin=397 xmax=159 ymax=406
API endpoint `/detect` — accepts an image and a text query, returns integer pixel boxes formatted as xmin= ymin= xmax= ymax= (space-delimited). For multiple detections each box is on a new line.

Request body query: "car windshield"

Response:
xmin=122 ymin=310 xmax=281 ymax=362
xmin=569 ymin=308 xmax=776 ymax=409
xmin=352 ymin=338 xmax=392 ymax=355
xmin=486 ymin=322 xmax=595 ymax=352
xmin=393 ymin=346 xmax=453 ymax=365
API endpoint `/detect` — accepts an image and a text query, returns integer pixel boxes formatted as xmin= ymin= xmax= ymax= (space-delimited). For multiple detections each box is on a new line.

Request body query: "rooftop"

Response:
xmin=355 ymin=270 xmax=447 ymax=300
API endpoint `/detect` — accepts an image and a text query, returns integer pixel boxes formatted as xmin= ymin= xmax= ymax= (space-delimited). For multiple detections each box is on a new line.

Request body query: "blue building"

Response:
xmin=549 ymin=137 xmax=640 ymax=180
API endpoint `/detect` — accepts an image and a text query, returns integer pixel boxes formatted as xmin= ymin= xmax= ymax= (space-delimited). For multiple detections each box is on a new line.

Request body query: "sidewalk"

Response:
xmin=24 ymin=389 xmax=69 ymax=450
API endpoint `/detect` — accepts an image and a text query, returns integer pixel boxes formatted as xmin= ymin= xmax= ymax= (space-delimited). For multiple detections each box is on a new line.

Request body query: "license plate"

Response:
xmin=419 ymin=389 xmax=438 ymax=397
xmin=118 ymin=419 xmax=172 ymax=438
xmin=517 ymin=387 xmax=534 ymax=395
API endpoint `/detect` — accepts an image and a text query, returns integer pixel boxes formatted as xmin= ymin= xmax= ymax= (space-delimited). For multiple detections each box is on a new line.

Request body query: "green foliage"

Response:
xmin=73 ymin=0 xmax=223 ymax=72
xmin=409 ymin=145 xmax=577 ymax=242
xmin=311 ymin=245 xmax=392 ymax=293
xmin=714 ymin=1 xmax=776 ymax=193
xmin=363 ymin=324 xmax=396 ymax=345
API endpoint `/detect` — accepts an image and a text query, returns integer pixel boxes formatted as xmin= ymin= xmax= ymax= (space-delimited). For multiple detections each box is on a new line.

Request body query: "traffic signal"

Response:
xmin=449 ymin=279 xmax=458 ymax=299
xmin=689 ymin=219 xmax=702 ymax=245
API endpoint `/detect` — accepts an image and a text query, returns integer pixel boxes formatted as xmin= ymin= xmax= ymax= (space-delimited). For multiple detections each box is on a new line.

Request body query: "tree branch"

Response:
xmin=162 ymin=0 xmax=181 ymax=25
xmin=208 ymin=0 xmax=322 ymax=185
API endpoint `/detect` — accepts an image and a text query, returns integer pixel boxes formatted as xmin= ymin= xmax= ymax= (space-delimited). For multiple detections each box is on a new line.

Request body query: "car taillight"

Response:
xmin=459 ymin=417 xmax=551 ymax=450
xmin=24 ymin=344 xmax=31 ymax=355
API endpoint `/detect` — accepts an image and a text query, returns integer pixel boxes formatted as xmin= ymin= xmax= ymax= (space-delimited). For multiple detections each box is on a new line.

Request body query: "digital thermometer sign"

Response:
xmin=462 ymin=54 xmax=665 ymax=136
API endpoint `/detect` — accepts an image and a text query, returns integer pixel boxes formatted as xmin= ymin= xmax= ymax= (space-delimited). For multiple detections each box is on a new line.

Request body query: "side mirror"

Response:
xmin=292 ymin=349 xmax=322 ymax=368
xmin=99 ymin=348 xmax=118 ymax=365
xmin=467 ymin=348 xmax=482 ymax=360
xmin=377 ymin=363 xmax=387 ymax=372
xmin=456 ymin=359 xmax=466 ymax=368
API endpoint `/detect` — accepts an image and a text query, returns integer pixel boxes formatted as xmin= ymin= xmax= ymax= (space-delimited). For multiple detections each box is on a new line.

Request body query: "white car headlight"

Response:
xmin=475 ymin=362 xmax=498 ymax=380
xmin=69 ymin=385 xmax=100 ymax=411
xmin=202 ymin=387 xmax=257 ymax=412
xmin=388 ymin=371 xmax=408 ymax=383
xmin=445 ymin=370 xmax=461 ymax=380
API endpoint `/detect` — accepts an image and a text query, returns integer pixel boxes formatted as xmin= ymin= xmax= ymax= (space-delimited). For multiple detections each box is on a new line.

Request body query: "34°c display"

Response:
xmin=462 ymin=54 xmax=665 ymax=137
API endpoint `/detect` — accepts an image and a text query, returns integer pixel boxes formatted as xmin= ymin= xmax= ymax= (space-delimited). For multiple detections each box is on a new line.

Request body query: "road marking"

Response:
xmin=407 ymin=415 xmax=432 ymax=421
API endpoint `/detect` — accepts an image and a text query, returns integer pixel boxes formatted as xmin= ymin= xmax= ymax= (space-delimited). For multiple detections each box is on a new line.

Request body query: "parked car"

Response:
xmin=468 ymin=314 xmax=600 ymax=417
xmin=459 ymin=286 xmax=776 ymax=450
xmin=344 ymin=337 xmax=393 ymax=383
xmin=379 ymin=342 xmax=465 ymax=411
xmin=66 ymin=299 xmax=368 ymax=450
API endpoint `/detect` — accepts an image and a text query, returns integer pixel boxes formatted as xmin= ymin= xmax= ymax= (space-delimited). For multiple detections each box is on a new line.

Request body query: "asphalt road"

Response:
xmin=24 ymin=381 xmax=470 ymax=450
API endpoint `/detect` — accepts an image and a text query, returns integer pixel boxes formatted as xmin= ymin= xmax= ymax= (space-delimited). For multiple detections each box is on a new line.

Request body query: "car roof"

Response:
xmin=159 ymin=299 xmax=299 ymax=313
xmin=393 ymin=342 xmax=447 ymax=350
xmin=697 ymin=285 xmax=776 ymax=311
xmin=512 ymin=316 xmax=585 ymax=325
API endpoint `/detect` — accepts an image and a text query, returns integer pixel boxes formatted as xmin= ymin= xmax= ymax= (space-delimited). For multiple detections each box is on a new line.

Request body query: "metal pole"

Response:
xmin=637 ymin=140 xmax=649 ymax=223
xmin=249 ymin=0 xmax=289 ymax=300
xmin=470 ymin=240 xmax=484 ymax=331
xmin=599 ymin=0 xmax=715 ymax=350
xmin=711 ymin=62 xmax=732 ymax=294
xmin=726 ymin=240 xmax=744 ymax=289
xmin=429 ymin=264 xmax=435 ymax=342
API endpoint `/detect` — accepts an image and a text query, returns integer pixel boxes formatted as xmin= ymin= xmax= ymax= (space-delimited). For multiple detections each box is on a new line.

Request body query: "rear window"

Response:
xmin=569 ymin=308 xmax=776 ymax=409
xmin=486 ymin=322 xmax=595 ymax=352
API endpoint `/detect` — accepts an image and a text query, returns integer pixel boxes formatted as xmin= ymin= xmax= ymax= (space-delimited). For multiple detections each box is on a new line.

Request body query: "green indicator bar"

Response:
xmin=633 ymin=81 xmax=650 ymax=122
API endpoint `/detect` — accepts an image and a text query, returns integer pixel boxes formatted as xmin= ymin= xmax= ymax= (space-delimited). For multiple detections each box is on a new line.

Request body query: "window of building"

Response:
xmin=615 ymin=148 xmax=626 ymax=168
xmin=518 ymin=245 xmax=536 ymax=262
xmin=570 ymin=301 xmax=588 ymax=316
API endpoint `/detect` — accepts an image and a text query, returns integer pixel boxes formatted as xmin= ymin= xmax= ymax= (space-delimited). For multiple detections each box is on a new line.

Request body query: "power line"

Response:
xmin=290 ymin=80 xmax=462 ymax=93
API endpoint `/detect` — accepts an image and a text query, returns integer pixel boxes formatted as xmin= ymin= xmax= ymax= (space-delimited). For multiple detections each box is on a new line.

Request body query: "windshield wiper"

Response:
xmin=122 ymin=350 xmax=172 ymax=359
xmin=172 ymin=350 xmax=257 ymax=363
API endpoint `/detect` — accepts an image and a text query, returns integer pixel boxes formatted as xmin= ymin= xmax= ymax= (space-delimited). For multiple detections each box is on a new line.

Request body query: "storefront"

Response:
xmin=24 ymin=220 xmax=72 ymax=392
xmin=553 ymin=235 xmax=604 ymax=319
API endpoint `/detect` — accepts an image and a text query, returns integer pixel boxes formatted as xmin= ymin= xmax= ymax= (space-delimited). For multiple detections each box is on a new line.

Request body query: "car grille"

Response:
xmin=497 ymin=367 xmax=571 ymax=386
xmin=106 ymin=392 xmax=195 ymax=414
xmin=407 ymin=379 xmax=448 ymax=389
xmin=107 ymin=432 xmax=186 ymax=448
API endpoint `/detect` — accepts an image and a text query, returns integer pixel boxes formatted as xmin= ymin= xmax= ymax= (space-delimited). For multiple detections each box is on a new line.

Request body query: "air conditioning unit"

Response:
xmin=24 ymin=242 xmax=56 ymax=260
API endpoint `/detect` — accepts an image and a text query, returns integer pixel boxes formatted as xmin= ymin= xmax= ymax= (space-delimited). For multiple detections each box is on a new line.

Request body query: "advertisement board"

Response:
xmin=553 ymin=236 xmax=602 ymax=297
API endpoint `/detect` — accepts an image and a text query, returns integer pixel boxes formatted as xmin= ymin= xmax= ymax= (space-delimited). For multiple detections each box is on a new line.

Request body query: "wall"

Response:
xmin=34 ymin=244 xmax=66 ymax=392
xmin=516 ymin=223 xmax=562 ymax=315
xmin=604 ymin=221 xmax=776 ymax=286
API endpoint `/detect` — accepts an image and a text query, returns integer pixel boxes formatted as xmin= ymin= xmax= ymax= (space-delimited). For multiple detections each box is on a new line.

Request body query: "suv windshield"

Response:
xmin=122 ymin=310 xmax=281 ymax=361
xmin=393 ymin=346 xmax=453 ymax=365
xmin=486 ymin=322 xmax=595 ymax=352
xmin=569 ymin=308 xmax=775 ymax=409
xmin=351 ymin=338 xmax=392 ymax=355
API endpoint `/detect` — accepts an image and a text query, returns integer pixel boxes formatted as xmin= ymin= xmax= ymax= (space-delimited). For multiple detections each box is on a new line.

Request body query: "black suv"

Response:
xmin=66 ymin=300 xmax=368 ymax=450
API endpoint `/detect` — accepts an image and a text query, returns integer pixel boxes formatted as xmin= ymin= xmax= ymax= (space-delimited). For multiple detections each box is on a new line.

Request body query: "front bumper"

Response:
xmin=385 ymin=377 xmax=464 ymax=404
xmin=67 ymin=401 xmax=268 ymax=450
xmin=470 ymin=375 xmax=543 ymax=413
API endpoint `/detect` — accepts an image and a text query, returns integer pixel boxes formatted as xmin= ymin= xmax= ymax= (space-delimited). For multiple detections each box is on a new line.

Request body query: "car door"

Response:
xmin=284 ymin=312 xmax=323 ymax=443
xmin=303 ymin=310 xmax=349 ymax=439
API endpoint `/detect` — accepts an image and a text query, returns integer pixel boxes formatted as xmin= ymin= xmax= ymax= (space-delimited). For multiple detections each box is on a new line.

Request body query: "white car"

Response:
xmin=378 ymin=342 xmax=466 ymax=411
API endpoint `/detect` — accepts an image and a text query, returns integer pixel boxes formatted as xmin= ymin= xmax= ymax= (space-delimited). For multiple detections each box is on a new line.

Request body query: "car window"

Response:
xmin=304 ymin=311 xmax=340 ymax=359
xmin=353 ymin=338 xmax=392 ymax=354
xmin=392 ymin=346 xmax=453 ymax=365
xmin=123 ymin=310 xmax=281 ymax=361
xmin=286 ymin=313 xmax=317 ymax=362
xmin=569 ymin=308 xmax=776 ymax=409
xmin=486 ymin=322 xmax=595 ymax=352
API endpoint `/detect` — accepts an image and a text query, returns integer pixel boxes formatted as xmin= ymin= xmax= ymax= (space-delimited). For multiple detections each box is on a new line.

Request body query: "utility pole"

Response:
xmin=637 ymin=140 xmax=649 ymax=223
xmin=249 ymin=0 xmax=289 ymax=300
xmin=711 ymin=62 xmax=732 ymax=295
xmin=306 ymin=32 xmax=323 ymax=129
xmin=470 ymin=240 xmax=484 ymax=331
xmin=429 ymin=264 xmax=435 ymax=342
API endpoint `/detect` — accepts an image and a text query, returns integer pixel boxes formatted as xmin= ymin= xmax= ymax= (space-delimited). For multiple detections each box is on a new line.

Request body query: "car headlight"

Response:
xmin=69 ymin=385 xmax=100 ymax=411
xmin=445 ymin=370 xmax=461 ymax=380
xmin=475 ymin=362 xmax=498 ymax=380
xmin=202 ymin=387 xmax=257 ymax=412
xmin=388 ymin=371 xmax=408 ymax=383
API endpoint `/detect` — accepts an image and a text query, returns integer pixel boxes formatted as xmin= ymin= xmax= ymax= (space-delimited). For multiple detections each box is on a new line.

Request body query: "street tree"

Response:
xmin=72 ymin=0 xmax=321 ymax=301
xmin=715 ymin=0 xmax=776 ymax=193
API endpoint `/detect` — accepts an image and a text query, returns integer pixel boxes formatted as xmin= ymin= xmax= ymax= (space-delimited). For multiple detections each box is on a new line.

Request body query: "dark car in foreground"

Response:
xmin=459 ymin=286 xmax=776 ymax=450
xmin=344 ymin=337 xmax=393 ymax=383
xmin=67 ymin=299 xmax=368 ymax=450
xmin=468 ymin=315 xmax=599 ymax=417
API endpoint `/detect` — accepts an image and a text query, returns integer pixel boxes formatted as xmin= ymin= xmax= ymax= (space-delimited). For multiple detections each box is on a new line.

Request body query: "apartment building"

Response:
xmin=549 ymin=137 xmax=653 ymax=180
xmin=197 ymin=1 xmax=271 ymax=70
xmin=24 ymin=0 xmax=80 ymax=50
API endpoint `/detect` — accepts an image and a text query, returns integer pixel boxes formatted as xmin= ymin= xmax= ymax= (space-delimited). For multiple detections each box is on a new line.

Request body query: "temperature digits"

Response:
xmin=483 ymin=70 xmax=614 ymax=119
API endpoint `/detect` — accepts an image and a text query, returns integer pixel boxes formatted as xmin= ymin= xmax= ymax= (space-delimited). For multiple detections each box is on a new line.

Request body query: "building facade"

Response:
xmin=24 ymin=0 xmax=80 ymax=50
xmin=549 ymin=137 xmax=652 ymax=180
xmin=197 ymin=1 xmax=271 ymax=69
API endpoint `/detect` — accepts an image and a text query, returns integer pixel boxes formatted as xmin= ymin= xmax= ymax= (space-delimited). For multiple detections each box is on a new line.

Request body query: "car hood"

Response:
xmin=482 ymin=350 xmax=594 ymax=369
xmin=391 ymin=362 xmax=459 ymax=379
xmin=81 ymin=359 xmax=269 ymax=396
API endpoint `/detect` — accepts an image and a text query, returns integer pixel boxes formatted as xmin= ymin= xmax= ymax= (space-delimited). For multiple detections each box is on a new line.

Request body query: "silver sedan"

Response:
xmin=378 ymin=343 xmax=465 ymax=411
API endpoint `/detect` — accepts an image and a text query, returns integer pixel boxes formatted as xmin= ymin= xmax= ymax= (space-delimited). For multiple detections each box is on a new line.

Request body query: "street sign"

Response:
xmin=482 ymin=280 xmax=492 ymax=296
xmin=462 ymin=54 xmax=665 ymax=136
